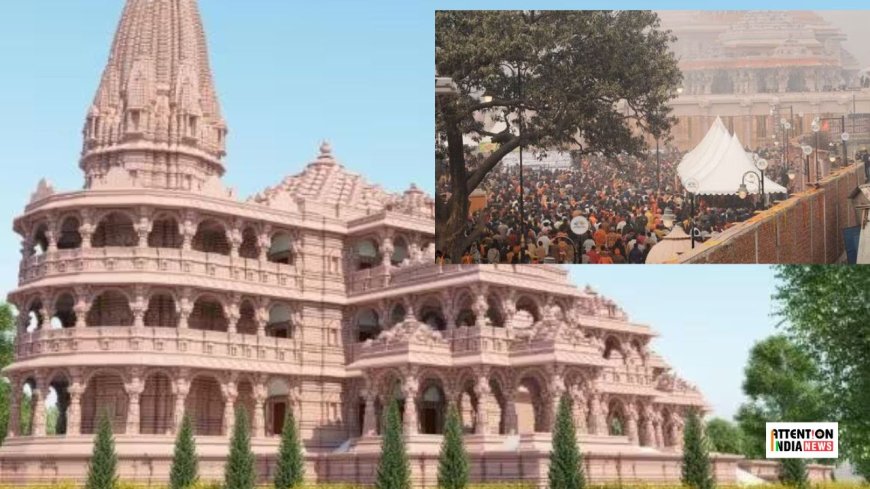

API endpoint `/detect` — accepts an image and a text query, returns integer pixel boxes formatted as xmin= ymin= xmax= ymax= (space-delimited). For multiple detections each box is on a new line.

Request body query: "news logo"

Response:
xmin=766 ymin=422 xmax=838 ymax=459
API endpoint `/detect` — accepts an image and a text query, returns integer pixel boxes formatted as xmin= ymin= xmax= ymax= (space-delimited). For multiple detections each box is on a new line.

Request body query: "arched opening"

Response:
xmin=148 ymin=216 xmax=182 ymax=248
xmin=489 ymin=377 xmax=507 ymax=434
xmin=355 ymin=239 xmax=381 ymax=270
xmin=487 ymin=296 xmax=505 ymax=327
xmin=418 ymin=302 xmax=446 ymax=331
xmin=603 ymin=336 xmax=624 ymax=360
xmin=192 ymin=219 xmax=230 ymax=255
xmin=418 ymin=382 xmax=446 ymax=434
xmin=19 ymin=378 xmax=36 ymax=436
xmin=237 ymin=300 xmax=257 ymax=335
xmin=92 ymin=212 xmax=136 ymax=247
xmin=267 ymin=303 xmax=294 ymax=338
xmin=189 ymin=296 xmax=228 ymax=332
xmin=661 ymin=407 xmax=676 ymax=447
xmin=391 ymin=237 xmax=409 ymax=266
xmin=389 ymin=304 xmax=406 ymax=326
xmin=710 ymin=70 xmax=734 ymax=94
xmin=140 ymin=372 xmax=174 ymax=435
xmin=25 ymin=299 xmax=44 ymax=333
xmin=186 ymin=376 xmax=224 ymax=436
xmin=30 ymin=224 xmax=49 ymax=257
xmin=357 ymin=309 xmax=381 ymax=342
xmin=454 ymin=294 xmax=475 ymax=327
xmin=81 ymin=371 xmax=128 ymax=434
xmin=47 ymin=373 xmax=71 ymax=435
xmin=238 ymin=227 xmax=259 ymax=259
xmin=266 ymin=378 xmax=290 ymax=436
xmin=52 ymin=293 xmax=76 ymax=329
xmin=144 ymin=293 xmax=178 ymax=328
xmin=515 ymin=296 xmax=541 ymax=327
xmin=608 ymin=399 xmax=627 ymax=436
xmin=87 ymin=290 xmax=133 ymax=327
xmin=378 ymin=378 xmax=405 ymax=434
xmin=57 ymin=217 xmax=82 ymax=250
xmin=516 ymin=375 xmax=548 ymax=433
xmin=268 ymin=232 xmax=295 ymax=265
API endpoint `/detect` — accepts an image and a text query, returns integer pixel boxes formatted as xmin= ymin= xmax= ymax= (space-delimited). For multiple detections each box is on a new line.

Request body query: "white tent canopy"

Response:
xmin=677 ymin=117 xmax=787 ymax=195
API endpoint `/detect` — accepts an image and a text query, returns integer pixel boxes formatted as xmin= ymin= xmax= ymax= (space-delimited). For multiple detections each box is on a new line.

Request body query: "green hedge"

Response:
xmin=0 ymin=483 xmax=865 ymax=489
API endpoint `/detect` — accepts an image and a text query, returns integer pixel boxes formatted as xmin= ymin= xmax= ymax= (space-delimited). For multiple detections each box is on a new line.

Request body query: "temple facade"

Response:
xmin=0 ymin=1 xmax=832 ymax=487
xmin=659 ymin=11 xmax=870 ymax=155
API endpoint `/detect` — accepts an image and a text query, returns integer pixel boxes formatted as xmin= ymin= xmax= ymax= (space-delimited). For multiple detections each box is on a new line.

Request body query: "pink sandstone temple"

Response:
xmin=0 ymin=1 xmax=831 ymax=487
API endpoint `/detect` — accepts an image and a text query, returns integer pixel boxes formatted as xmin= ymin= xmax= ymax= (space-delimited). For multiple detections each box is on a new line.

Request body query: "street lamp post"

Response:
xmin=801 ymin=144 xmax=813 ymax=188
xmin=516 ymin=61 xmax=526 ymax=252
xmin=812 ymin=118 xmax=821 ymax=182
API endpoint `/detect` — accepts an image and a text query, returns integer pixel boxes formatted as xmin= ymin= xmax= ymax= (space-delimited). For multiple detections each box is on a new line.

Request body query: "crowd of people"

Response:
xmin=438 ymin=148 xmax=796 ymax=264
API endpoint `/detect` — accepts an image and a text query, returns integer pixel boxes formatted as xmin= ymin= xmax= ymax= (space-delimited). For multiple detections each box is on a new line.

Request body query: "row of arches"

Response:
xmin=20 ymin=290 xmax=297 ymax=338
xmin=26 ymin=213 xmax=297 ymax=264
xmin=10 ymin=370 xmax=295 ymax=438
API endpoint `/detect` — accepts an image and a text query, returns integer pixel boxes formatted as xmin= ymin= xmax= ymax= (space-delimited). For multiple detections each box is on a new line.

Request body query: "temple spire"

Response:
xmin=81 ymin=0 xmax=227 ymax=191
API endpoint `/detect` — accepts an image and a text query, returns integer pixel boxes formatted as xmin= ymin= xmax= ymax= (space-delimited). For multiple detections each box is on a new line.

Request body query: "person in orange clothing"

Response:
xmin=598 ymin=248 xmax=614 ymax=264
xmin=461 ymin=250 xmax=473 ymax=264
xmin=593 ymin=224 xmax=607 ymax=249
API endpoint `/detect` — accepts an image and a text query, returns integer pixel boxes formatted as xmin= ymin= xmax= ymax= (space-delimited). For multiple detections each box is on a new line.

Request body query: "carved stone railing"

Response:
xmin=13 ymin=326 xmax=302 ymax=368
xmin=346 ymin=264 xmax=390 ymax=293
xmin=18 ymin=247 xmax=301 ymax=291
xmin=349 ymin=325 xmax=514 ymax=364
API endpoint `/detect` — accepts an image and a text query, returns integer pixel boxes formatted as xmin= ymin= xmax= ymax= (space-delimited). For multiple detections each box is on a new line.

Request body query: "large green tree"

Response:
xmin=735 ymin=334 xmax=826 ymax=459
xmin=774 ymin=266 xmax=870 ymax=480
xmin=705 ymin=418 xmax=744 ymax=455
xmin=548 ymin=393 xmax=585 ymax=489
xmin=0 ymin=304 xmax=15 ymax=445
xmin=435 ymin=10 xmax=682 ymax=260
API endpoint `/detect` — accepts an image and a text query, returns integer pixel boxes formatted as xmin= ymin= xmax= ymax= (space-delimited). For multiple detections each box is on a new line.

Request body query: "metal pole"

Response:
xmin=690 ymin=192 xmax=695 ymax=249
xmin=815 ymin=130 xmax=820 ymax=181
xmin=760 ymin=169 xmax=765 ymax=208
xmin=842 ymin=115 xmax=847 ymax=165
xmin=517 ymin=62 xmax=526 ymax=255
xmin=656 ymin=137 xmax=660 ymax=191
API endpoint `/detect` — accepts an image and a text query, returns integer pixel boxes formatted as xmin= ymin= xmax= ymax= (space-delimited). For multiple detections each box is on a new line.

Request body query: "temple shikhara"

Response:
xmin=1 ymin=1 xmax=788 ymax=486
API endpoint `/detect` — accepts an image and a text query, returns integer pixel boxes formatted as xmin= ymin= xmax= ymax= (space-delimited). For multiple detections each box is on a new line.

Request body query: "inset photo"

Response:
xmin=435 ymin=10 xmax=870 ymax=265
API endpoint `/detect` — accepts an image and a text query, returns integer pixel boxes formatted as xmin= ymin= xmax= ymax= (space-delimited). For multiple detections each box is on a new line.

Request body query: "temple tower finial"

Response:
xmin=81 ymin=0 xmax=227 ymax=191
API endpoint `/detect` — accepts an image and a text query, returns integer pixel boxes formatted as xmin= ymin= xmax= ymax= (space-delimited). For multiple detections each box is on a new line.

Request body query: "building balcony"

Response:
xmin=10 ymin=325 xmax=304 ymax=375
xmin=18 ymin=247 xmax=302 ymax=298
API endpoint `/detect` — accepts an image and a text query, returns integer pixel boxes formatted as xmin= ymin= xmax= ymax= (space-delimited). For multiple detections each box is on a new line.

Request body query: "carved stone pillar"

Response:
xmin=257 ymin=225 xmax=271 ymax=262
xmin=674 ymin=413 xmax=685 ymax=450
xmin=180 ymin=212 xmax=196 ymax=251
xmin=227 ymin=294 xmax=240 ymax=334
xmin=227 ymin=221 xmax=242 ymax=259
xmin=503 ymin=393 xmax=518 ymax=435
xmin=381 ymin=234 xmax=394 ymax=269
xmin=223 ymin=380 xmax=238 ymax=437
xmin=67 ymin=378 xmax=84 ymax=436
xmin=472 ymin=286 xmax=489 ymax=328
xmin=32 ymin=376 xmax=47 ymax=436
xmin=402 ymin=374 xmax=419 ymax=435
xmin=126 ymin=373 xmax=144 ymax=435
xmin=46 ymin=227 xmax=58 ymax=254
xmin=178 ymin=288 xmax=193 ymax=329
xmin=642 ymin=411 xmax=655 ymax=447
xmin=571 ymin=386 xmax=587 ymax=435
xmin=362 ymin=389 xmax=378 ymax=437
xmin=256 ymin=299 xmax=268 ymax=337
xmin=79 ymin=211 xmax=94 ymax=249
xmin=132 ymin=286 xmax=147 ymax=328
xmin=7 ymin=377 xmax=19 ymax=438
xmin=587 ymin=393 xmax=602 ymax=435
xmin=174 ymin=375 xmax=191 ymax=433
xmin=625 ymin=401 xmax=639 ymax=445
xmin=253 ymin=379 xmax=267 ymax=438
xmin=441 ymin=291 xmax=455 ymax=330
xmin=473 ymin=368 xmax=491 ymax=434
xmin=549 ymin=366 xmax=566 ymax=430
xmin=39 ymin=295 xmax=52 ymax=331
xmin=74 ymin=287 xmax=90 ymax=328
xmin=654 ymin=413 xmax=664 ymax=448
xmin=135 ymin=210 xmax=151 ymax=248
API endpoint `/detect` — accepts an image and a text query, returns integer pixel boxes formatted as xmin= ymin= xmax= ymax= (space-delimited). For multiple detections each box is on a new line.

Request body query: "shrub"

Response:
xmin=274 ymin=407 xmax=305 ymax=489
xmin=438 ymin=405 xmax=469 ymax=489
xmin=548 ymin=393 xmax=585 ymax=489
xmin=374 ymin=396 xmax=410 ymax=489
xmin=85 ymin=410 xmax=118 ymax=489
xmin=780 ymin=458 xmax=809 ymax=489
xmin=681 ymin=409 xmax=714 ymax=489
xmin=170 ymin=413 xmax=199 ymax=489
xmin=224 ymin=408 xmax=256 ymax=489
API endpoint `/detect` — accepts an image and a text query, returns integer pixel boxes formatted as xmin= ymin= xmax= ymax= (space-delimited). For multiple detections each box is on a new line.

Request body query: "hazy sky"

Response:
xmin=567 ymin=265 xmax=780 ymax=421
xmin=817 ymin=11 xmax=870 ymax=68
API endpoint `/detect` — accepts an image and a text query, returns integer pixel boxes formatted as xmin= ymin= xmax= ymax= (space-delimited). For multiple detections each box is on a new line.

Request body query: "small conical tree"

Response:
xmin=374 ymin=396 xmax=410 ymax=489
xmin=274 ymin=408 xmax=305 ymax=489
xmin=170 ymin=413 xmax=199 ymax=489
xmin=437 ymin=405 xmax=469 ymax=489
xmin=780 ymin=458 xmax=809 ymax=489
xmin=85 ymin=410 xmax=118 ymax=489
xmin=224 ymin=408 xmax=256 ymax=489
xmin=681 ymin=409 xmax=714 ymax=489
xmin=548 ymin=393 xmax=585 ymax=489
